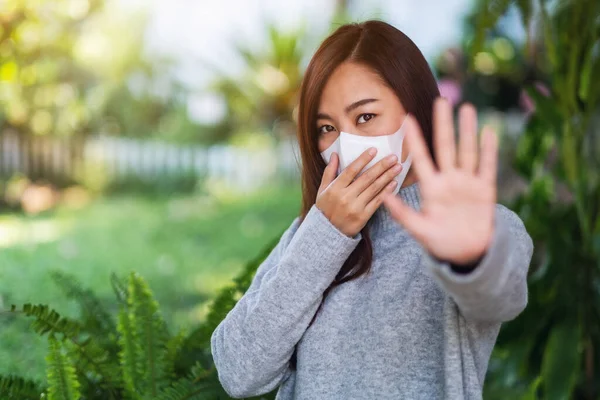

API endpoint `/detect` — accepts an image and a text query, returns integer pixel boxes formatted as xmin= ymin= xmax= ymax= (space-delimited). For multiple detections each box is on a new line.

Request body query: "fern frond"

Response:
xmin=49 ymin=271 xmax=122 ymax=392
xmin=155 ymin=378 xmax=224 ymax=400
xmin=156 ymin=364 xmax=226 ymax=400
xmin=0 ymin=375 xmax=45 ymax=399
xmin=49 ymin=270 xmax=116 ymax=337
xmin=12 ymin=302 xmax=121 ymax=394
xmin=165 ymin=328 xmax=188 ymax=379
xmin=12 ymin=303 xmax=82 ymax=340
xmin=46 ymin=336 xmax=81 ymax=400
xmin=128 ymin=272 xmax=170 ymax=397
xmin=118 ymin=305 xmax=141 ymax=399
xmin=63 ymin=337 xmax=122 ymax=396
xmin=111 ymin=272 xmax=128 ymax=305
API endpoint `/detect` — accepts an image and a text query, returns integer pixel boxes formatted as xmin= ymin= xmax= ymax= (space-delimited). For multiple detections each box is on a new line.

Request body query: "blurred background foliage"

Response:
xmin=0 ymin=0 xmax=598 ymax=398
xmin=472 ymin=0 xmax=600 ymax=399
xmin=0 ymin=0 xmax=200 ymax=143
xmin=207 ymin=22 xmax=305 ymax=142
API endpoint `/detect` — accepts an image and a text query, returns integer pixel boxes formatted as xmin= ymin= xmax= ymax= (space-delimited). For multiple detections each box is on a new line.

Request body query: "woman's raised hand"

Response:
xmin=383 ymin=98 xmax=498 ymax=265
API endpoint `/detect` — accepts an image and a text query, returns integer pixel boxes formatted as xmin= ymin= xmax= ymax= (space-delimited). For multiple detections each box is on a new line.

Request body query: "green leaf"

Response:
xmin=13 ymin=303 xmax=82 ymax=340
xmin=523 ymin=376 xmax=542 ymax=400
xmin=156 ymin=363 xmax=228 ymax=400
xmin=561 ymin=122 xmax=578 ymax=186
xmin=0 ymin=375 xmax=45 ymax=399
xmin=111 ymin=272 xmax=128 ymax=305
xmin=118 ymin=306 xmax=141 ymax=400
xmin=516 ymin=0 xmax=533 ymax=27
xmin=46 ymin=336 xmax=81 ymax=400
xmin=63 ymin=336 xmax=122 ymax=395
xmin=11 ymin=300 xmax=120 ymax=394
xmin=524 ymin=85 xmax=561 ymax=131
xmin=578 ymin=42 xmax=598 ymax=101
xmin=514 ymin=114 xmax=556 ymax=181
xmin=128 ymin=272 xmax=170 ymax=397
xmin=49 ymin=270 xmax=116 ymax=338
xmin=165 ymin=329 xmax=188 ymax=379
xmin=541 ymin=323 xmax=581 ymax=400
xmin=155 ymin=377 xmax=224 ymax=400
xmin=470 ymin=0 xmax=513 ymax=57
xmin=538 ymin=0 xmax=558 ymax=69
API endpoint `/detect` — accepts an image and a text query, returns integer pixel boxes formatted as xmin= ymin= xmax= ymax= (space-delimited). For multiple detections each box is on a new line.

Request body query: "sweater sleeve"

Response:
xmin=421 ymin=203 xmax=534 ymax=323
xmin=210 ymin=204 xmax=362 ymax=398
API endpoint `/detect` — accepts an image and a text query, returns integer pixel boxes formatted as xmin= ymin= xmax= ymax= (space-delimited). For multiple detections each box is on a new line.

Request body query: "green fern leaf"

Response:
xmin=63 ymin=337 xmax=122 ymax=396
xmin=48 ymin=271 xmax=122 ymax=393
xmin=12 ymin=303 xmax=82 ymax=340
xmin=118 ymin=305 xmax=141 ymax=399
xmin=155 ymin=378 xmax=224 ymax=400
xmin=165 ymin=328 xmax=188 ymax=379
xmin=46 ymin=336 xmax=81 ymax=400
xmin=128 ymin=272 xmax=170 ymax=397
xmin=49 ymin=270 xmax=116 ymax=338
xmin=0 ymin=375 xmax=45 ymax=399
xmin=156 ymin=364 xmax=227 ymax=400
xmin=111 ymin=272 xmax=128 ymax=306
xmin=11 ymin=303 xmax=120 ymax=395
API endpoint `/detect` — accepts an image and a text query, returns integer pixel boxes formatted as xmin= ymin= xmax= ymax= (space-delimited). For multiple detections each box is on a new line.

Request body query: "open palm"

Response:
xmin=383 ymin=98 xmax=498 ymax=265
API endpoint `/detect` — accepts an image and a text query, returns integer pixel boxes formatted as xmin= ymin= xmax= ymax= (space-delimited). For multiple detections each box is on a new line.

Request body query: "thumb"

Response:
xmin=319 ymin=152 xmax=339 ymax=193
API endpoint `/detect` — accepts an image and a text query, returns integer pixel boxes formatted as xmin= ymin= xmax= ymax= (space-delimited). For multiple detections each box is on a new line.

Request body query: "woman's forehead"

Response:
xmin=318 ymin=62 xmax=392 ymax=112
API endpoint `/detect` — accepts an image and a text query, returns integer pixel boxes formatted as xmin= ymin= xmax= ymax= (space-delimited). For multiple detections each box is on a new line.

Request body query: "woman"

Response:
xmin=211 ymin=20 xmax=533 ymax=400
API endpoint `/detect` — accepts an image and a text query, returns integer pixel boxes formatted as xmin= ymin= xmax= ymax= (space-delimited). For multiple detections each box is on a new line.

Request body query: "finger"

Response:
xmin=405 ymin=115 xmax=436 ymax=182
xmin=318 ymin=152 xmax=339 ymax=194
xmin=349 ymin=154 xmax=398 ymax=196
xmin=458 ymin=103 xmax=478 ymax=173
xmin=357 ymin=160 xmax=402 ymax=204
xmin=337 ymin=147 xmax=377 ymax=187
xmin=382 ymin=194 xmax=430 ymax=241
xmin=478 ymin=126 xmax=498 ymax=184
xmin=364 ymin=180 xmax=398 ymax=215
xmin=433 ymin=97 xmax=457 ymax=171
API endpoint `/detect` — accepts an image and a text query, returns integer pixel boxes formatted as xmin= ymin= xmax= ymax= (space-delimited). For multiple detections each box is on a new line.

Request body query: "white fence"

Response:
xmin=0 ymin=133 xmax=301 ymax=192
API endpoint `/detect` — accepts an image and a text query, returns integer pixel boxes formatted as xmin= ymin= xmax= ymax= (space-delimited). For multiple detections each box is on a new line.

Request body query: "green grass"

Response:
xmin=0 ymin=184 xmax=301 ymax=380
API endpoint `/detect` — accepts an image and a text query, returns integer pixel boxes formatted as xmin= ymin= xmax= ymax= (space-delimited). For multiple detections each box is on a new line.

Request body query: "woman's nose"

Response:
xmin=339 ymin=127 xmax=369 ymax=136
xmin=338 ymin=123 xmax=364 ymax=135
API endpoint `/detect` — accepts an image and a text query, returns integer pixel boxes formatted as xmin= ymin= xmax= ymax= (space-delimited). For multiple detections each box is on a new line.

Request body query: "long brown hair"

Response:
xmin=290 ymin=20 xmax=440 ymax=369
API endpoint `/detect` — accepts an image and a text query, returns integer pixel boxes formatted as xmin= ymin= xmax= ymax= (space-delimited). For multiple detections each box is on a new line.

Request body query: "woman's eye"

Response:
xmin=357 ymin=113 xmax=375 ymax=124
xmin=318 ymin=125 xmax=335 ymax=135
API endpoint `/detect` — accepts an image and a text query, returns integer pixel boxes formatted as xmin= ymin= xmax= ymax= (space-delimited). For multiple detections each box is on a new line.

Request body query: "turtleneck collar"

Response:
xmin=369 ymin=181 xmax=422 ymax=234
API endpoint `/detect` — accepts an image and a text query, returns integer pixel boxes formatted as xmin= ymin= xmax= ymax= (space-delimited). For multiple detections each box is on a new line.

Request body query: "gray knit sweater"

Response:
xmin=210 ymin=182 xmax=533 ymax=399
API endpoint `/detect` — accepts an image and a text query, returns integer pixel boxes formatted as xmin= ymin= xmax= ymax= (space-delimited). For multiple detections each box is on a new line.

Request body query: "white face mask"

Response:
xmin=320 ymin=116 xmax=412 ymax=195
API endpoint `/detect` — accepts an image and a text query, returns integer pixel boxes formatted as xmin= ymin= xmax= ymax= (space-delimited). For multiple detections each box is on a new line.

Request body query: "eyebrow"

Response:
xmin=316 ymin=98 xmax=379 ymax=120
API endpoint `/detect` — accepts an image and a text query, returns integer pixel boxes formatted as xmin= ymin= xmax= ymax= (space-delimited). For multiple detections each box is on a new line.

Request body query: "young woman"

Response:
xmin=211 ymin=20 xmax=533 ymax=400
